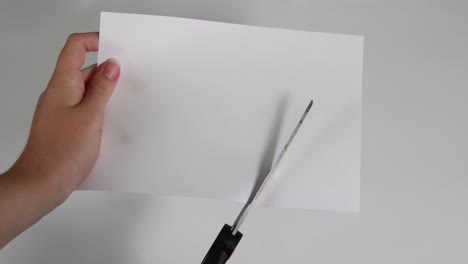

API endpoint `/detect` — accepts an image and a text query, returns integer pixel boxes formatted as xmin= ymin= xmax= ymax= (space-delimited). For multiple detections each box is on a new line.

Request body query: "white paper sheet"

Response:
xmin=80 ymin=12 xmax=363 ymax=212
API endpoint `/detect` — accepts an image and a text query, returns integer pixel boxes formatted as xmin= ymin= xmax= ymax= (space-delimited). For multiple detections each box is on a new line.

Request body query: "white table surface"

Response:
xmin=0 ymin=0 xmax=467 ymax=263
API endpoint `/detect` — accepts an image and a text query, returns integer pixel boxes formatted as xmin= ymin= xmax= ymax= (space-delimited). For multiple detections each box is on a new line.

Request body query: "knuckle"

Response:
xmin=39 ymin=88 xmax=54 ymax=101
xmin=37 ymin=91 xmax=48 ymax=105
xmin=66 ymin=33 xmax=80 ymax=43
xmin=40 ymin=90 xmax=51 ymax=103
xmin=36 ymin=89 xmax=55 ymax=109
xmin=39 ymin=90 xmax=48 ymax=99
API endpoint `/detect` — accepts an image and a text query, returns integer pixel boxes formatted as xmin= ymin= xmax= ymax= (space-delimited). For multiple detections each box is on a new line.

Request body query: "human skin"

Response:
xmin=0 ymin=32 xmax=120 ymax=249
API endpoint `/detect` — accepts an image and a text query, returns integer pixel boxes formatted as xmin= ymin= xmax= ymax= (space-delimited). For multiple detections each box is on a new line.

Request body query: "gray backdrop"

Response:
xmin=0 ymin=0 xmax=467 ymax=263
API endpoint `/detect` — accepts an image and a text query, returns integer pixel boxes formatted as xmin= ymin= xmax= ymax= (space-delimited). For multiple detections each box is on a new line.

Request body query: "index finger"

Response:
xmin=56 ymin=32 xmax=99 ymax=73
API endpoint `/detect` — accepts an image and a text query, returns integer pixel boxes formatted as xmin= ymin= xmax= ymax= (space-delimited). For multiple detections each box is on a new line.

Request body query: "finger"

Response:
xmin=56 ymin=32 xmax=99 ymax=74
xmin=80 ymin=58 xmax=120 ymax=113
xmin=81 ymin=63 xmax=97 ymax=82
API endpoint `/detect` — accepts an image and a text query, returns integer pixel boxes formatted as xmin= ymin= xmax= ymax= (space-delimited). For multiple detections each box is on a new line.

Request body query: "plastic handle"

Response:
xmin=201 ymin=224 xmax=243 ymax=264
xmin=201 ymin=246 xmax=229 ymax=264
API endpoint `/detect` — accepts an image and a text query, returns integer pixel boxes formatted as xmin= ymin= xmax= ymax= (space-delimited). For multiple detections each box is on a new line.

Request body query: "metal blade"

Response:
xmin=231 ymin=99 xmax=313 ymax=235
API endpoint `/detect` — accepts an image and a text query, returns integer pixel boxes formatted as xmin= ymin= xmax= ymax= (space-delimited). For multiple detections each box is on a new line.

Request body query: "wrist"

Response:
xmin=7 ymin=160 xmax=69 ymax=209
xmin=0 ymin=164 xmax=66 ymax=248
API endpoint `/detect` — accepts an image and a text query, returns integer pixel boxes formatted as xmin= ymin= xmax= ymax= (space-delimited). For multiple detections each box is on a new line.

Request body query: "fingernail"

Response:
xmin=103 ymin=58 xmax=120 ymax=80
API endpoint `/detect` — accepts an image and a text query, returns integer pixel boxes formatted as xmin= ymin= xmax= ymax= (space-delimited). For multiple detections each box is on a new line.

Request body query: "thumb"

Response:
xmin=81 ymin=58 xmax=120 ymax=111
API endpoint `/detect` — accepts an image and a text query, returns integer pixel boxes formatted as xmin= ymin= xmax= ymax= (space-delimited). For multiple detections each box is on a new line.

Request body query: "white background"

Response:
xmin=0 ymin=0 xmax=467 ymax=263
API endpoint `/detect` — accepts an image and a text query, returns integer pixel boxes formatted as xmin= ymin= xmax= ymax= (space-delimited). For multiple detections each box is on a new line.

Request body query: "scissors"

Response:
xmin=201 ymin=100 xmax=313 ymax=264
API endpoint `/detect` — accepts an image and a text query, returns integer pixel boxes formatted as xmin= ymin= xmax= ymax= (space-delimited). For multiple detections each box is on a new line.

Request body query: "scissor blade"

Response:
xmin=231 ymin=99 xmax=313 ymax=235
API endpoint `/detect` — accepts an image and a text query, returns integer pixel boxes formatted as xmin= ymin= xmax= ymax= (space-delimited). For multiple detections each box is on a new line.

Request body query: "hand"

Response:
xmin=0 ymin=32 xmax=120 ymax=248
xmin=11 ymin=32 xmax=120 ymax=200
xmin=14 ymin=32 xmax=120 ymax=200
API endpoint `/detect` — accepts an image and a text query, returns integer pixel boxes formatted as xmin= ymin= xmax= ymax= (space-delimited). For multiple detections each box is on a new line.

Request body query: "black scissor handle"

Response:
xmin=201 ymin=224 xmax=243 ymax=264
